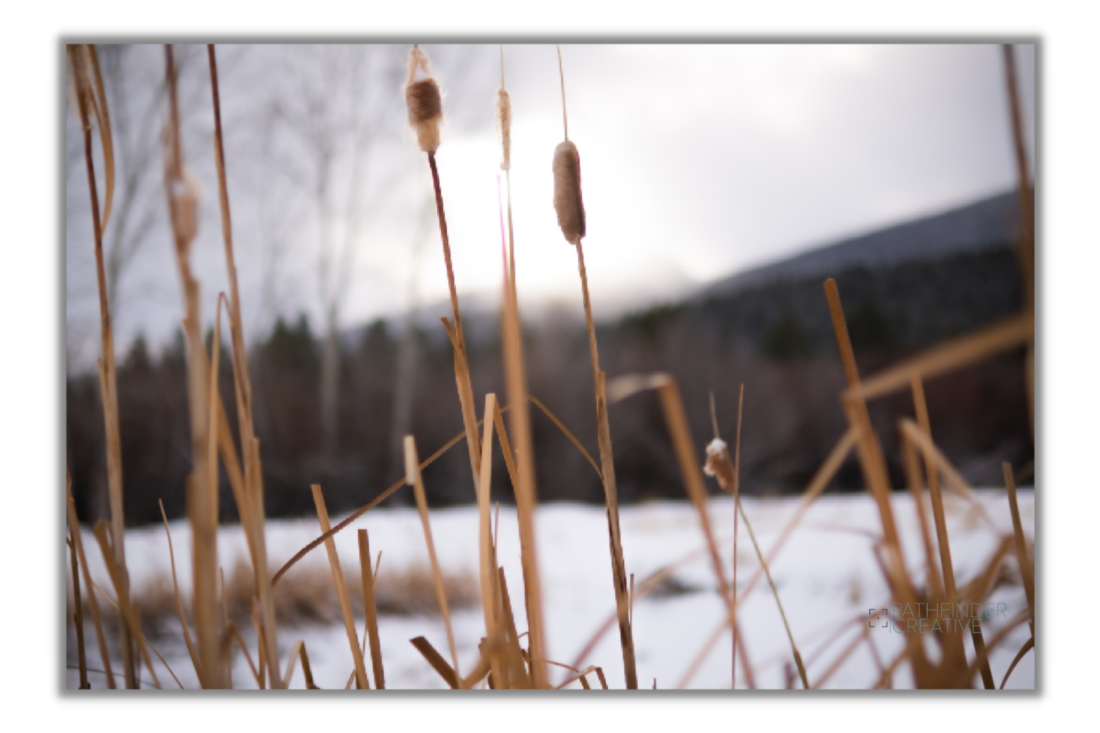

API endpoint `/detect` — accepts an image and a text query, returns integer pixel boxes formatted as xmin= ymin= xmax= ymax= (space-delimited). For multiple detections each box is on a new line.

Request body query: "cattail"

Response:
xmin=553 ymin=140 xmax=585 ymax=244
xmin=495 ymin=88 xmax=512 ymax=171
xmin=66 ymin=45 xmax=96 ymax=131
xmin=405 ymin=46 xmax=443 ymax=153
xmin=172 ymin=169 xmax=201 ymax=250
xmin=163 ymin=124 xmax=200 ymax=252
xmin=703 ymin=438 xmax=734 ymax=487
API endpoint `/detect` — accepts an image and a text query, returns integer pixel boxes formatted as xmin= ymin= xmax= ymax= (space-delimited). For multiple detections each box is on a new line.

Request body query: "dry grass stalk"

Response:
xmin=703 ymin=387 xmax=809 ymax=689
xmin=82 ymin=574 xmax=181 ymax=689
xmin=530 ymin=396 xmax=601 ymax=478
xmin=897 ymin=419 xmax=996 ymax=529
xmin=282 ymin=640 xmax=320 ymax=689
xmin=847 ymin=312 xmax=1034 ymax=402
xmin=809 ymin=609 xmax=893 ymax=690
xmin=906 ymin=379 xmax=968 ymax=670
xmin=91 ymin=522 xmax=161 ymax=688
xmin=907 ymin=377 xmax=948 ymax=600
xmin=405 ymin=436 xmax=461 ymax=683
xmin=70 ymin=41 xmax=135 ymax=689
xmin=162 ymin=44 xmax=223 ymax=689
xmin=67 ymin=45 xmax=115 ymax=226
xmin=964 ymin=611 xmax=1029 ymax=689
xmin=555 ymin=665 xmax=600 ymax=689
xmin=824 ymin=283 xmax=927 ymax=677
xmin=653 ymin=379 xmax=729 ymax=599
xmin=207 ymin=43 xmax=282 ymax=688
xmin=357 ymin=530 xmax=386 ymax=689
xmin=493 ymin=94 xmax=550 ymax=686
xmin=67 ymin=534 xmax=90 ymax=689
xmin=410 ymin=637 xmax=460 ymax=689
xmin=1000 ymin=636 xmax=1034 ymax=689
xmin=496 ymin=566 xmax=533 ymax=689
xmin=899 ymin=431 xmax=946 ymax=603
xmin=220 ymin=568 xmax=233 ymax=689
xmin=474 ymin=395 xmax=508 ymax=687
xmin=719 ymin=391 xmax=742 ymax=688
xmin=158 ymin=500 xmax=201 ymax=678
xmin=223 ymin=621 xmax=262 ymax=688
xmin=207 ymin=296 xmax=225 ymax=531
xmin=823 ymin=277 xmax=970 ymax=687
xmin=66 ymin=485 xmax=115 ymax=688
xmin=825 ymin=282 xmax=911 ymax=591
xmin=311 ymin=485 xmax=369 ymax=690
xmin=1002 ymin=462 xmax=1035 ymax=634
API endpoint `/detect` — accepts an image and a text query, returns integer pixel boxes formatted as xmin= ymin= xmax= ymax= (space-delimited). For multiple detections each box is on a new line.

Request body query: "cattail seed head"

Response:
xmin=495 ymin=88 xmax=512 ymax=171
xmin=171 ymin=168 xmax=201 ymax=253
xmin=553 ymin=140 xmax=585 ymax=244
xmin=703 ymin=438 xmax=736 ymax=492
xmin=162 ymin=123 xmax=200 ymax=254
xmin=405 ymin=46 xmax=443 ymax=153
xmin=66 ymin=45 xmax=96 ymax=131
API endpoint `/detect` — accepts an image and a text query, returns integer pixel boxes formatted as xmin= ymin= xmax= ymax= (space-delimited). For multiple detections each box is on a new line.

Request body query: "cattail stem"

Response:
xmin=575 ymin=241 xmax=637 ymax=689
xmin=426 ymin=151 xmax=482 ymax=483
xmin=556 ymin=45 xmax=568 ymax=141
xmin=165 ymin=44 xmax=222 ymax=689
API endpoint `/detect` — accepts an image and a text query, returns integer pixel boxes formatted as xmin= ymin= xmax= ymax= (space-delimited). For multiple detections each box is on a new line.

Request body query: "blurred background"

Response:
xmin=64 ymin=43 xmax=1035 ymax=527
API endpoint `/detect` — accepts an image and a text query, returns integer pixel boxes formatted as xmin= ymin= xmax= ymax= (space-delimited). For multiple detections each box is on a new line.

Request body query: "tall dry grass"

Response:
xmin=66 ymin=42 xmax=1035 ymax=691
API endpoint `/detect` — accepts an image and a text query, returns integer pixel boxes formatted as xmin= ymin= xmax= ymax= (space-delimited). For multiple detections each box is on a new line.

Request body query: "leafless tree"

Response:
xmin=261 ymin=45 xmax=407 ymax=458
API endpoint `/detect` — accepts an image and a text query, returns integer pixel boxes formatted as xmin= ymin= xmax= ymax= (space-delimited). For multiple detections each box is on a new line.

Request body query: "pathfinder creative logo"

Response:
xmin=869 ymin=603 xmax=1009 ymax=634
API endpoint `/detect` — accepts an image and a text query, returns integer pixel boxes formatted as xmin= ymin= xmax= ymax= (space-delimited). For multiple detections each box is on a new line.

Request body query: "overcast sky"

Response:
xmin=64 ymin=43 xmax=1035 ymax=370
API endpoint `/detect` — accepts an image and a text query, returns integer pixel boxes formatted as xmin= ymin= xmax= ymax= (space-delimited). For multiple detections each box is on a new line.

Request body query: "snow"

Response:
xmin=66 ymin=488 xmax=1034 ymax=690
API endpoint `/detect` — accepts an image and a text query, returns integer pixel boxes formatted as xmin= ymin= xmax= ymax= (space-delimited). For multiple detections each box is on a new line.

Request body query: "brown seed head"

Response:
xmin=552 ymin=140 xmax=585 ymax=244
xmin=162 ymin=123 xmax=200 ymax=254
xmin=703 ymin=438 xmax=736 ymax=493
xmin=66 ymin=45 xmax=96 ymax=131
xmin=171 ymin=168 xmax=201 ymax=254
xmin=405 ymin=46 xmax=443 ymax=153
xmin=495 ymin=88 xmax=512 ymax=171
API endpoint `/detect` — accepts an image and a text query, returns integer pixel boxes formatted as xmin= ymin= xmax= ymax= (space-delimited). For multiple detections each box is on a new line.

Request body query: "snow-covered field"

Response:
xmin=66 ymin=488 xmax=1034 ymax=690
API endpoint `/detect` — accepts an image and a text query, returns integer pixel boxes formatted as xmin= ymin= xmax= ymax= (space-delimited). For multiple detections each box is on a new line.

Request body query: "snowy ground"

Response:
xmin=66 ymin=488 xmax=1034 ymax=690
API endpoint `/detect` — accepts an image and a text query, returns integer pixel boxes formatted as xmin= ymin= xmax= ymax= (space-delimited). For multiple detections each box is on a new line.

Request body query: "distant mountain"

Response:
xmin=701 ymin=190 xmax=1021 ymax=299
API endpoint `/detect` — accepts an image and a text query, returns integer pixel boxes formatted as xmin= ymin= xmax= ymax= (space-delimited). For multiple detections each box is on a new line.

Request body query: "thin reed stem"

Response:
xmin=78 ymin=53 xmax=134 ymax=686
xmin=1002 ymin=461 xmax=1035 ymax=634
xmin=66 ymin=487 xmax=115 ymax=688
xmin=426 ymin=150 xmax=482 ymax=482
xmin=736 ymin=496 xmax=809 ymax=689
xmin=311 ymin=485 xmax=369 ymax=690
xmin=206 ymin=43 xmax=282 ymax=688
xmin=575 ymin=241 xmax=637 ymax=689
xmin=68 ymin=534 xmax=89 ymax=689
xmin=405 ymin=437 xmax=461 ymax=682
